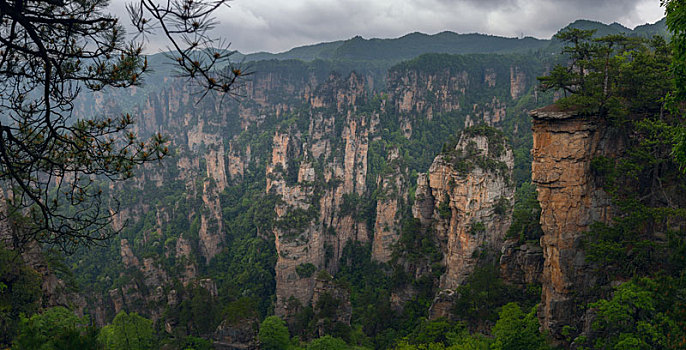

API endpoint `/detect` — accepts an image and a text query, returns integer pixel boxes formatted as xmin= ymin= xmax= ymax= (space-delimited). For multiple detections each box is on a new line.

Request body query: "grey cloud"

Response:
xmin=107 ymin=0 xmax=664 ymax=54
xmin=434 ymin=0 xmax=519 ymax=10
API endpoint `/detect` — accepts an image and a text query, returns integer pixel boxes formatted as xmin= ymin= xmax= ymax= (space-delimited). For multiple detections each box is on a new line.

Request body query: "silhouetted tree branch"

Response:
xmin=0 ymin=0 xmax=242 ymax=253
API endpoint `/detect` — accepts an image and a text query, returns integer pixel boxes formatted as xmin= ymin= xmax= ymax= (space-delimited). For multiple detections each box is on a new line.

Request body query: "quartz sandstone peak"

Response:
xmin=271 ymin=73 xmax=373 ymax=318
xmin=530 ymin=107 xmax=614 ymax=341
xmin=413 ymin=127 xmax=515 ymax=290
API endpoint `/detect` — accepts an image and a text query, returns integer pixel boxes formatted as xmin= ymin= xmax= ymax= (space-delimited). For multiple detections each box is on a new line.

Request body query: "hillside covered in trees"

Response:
xmin=0 ymin=4 xmax=684 ymax=350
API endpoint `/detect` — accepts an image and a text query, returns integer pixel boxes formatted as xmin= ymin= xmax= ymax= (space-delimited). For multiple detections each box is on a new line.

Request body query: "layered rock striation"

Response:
xmin=530 ymin=106 xmax=615 ymax=340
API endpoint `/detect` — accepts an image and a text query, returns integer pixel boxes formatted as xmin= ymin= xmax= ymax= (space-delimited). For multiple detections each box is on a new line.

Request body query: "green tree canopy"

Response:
xmin=98 ymin=310 xmax=154 ymax=350
xmin=539 ymin=28 xmax=672 ymax=119
xmin=12 ymin=306 xmax=98 ymax=350
xmin=663 ymin=0 xmax=686 ymax=171
xmin=490 ymin=303 xmax=549 ymax=350
xmin=577 ymin=276 xmax=686 ymax=349
xmin=306 ymin=335 xmax=349 ymax=350
xmin=259 ymin=315 xmax=290 ymax=350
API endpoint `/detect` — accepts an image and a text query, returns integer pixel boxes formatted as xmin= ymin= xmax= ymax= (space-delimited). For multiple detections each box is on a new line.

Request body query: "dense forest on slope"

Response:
xmin=1 ymin=15 xmax=685 ymax=350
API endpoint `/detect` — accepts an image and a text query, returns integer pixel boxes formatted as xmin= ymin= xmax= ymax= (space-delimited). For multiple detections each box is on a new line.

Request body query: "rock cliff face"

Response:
xmin=413 ymin=128 xmax=515 ymax=290
xmin=387 ymin=63 xmax=527 ymax=127
xmin=311 ymin=274 xmax=352 ymax=337
xmin=270 ymin=73 xmax=374 ymax=317
xmin=372 ymin=148 xmax=408 ymax=263
xmin=510 ymin=66 xmax=528 ymax=100
xmin=64 ymin=54 xmax=545 ymax=342
xmin=499 ymin=239 xmax=543 ymax=287
xmin=257 ymin=62 xmax=534 ymax=317
xmin=530 ymin=107 xmax=615 ymax=340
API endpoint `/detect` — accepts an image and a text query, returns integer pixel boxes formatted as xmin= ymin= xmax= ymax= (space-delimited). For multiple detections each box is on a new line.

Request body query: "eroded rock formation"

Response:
xmin=499 ymin=239 xmax=543 ymax=287
xmin=271 ymin=73 xmax=374 ymax=317
xmin=530 ymin=106 xmax=615 ymax=340
xmin=414 ymin=128 xmax=515 ymax=290
xmin=61 ymin=53 xmax=545 ymax=344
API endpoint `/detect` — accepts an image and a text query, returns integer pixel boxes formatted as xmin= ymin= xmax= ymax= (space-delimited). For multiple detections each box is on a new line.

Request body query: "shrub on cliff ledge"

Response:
xmin=297 ymin=263 xmax=317 ymax=278
xmin=506 ymin=182 xmax=543 ymax=243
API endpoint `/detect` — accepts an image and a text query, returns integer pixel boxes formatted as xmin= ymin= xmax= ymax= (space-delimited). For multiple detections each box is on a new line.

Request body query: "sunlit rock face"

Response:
xmin=530 ymin=106 xmax=616 ymax=341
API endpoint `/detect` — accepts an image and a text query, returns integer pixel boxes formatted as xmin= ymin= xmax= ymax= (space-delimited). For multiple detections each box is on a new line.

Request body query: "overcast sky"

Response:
xmin=111 ymin=0 xmax=665 ymax=54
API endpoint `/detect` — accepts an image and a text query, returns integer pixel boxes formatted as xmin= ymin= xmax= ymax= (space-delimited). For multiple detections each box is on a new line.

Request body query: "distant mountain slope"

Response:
xmin=544 ymin=18 xmax=668 ymax=54
xmin=632 ymin=17 xmax=668 ymax=37
xmin=232 ymin=18 xmax=668 ymax=65
xmin=241 ymin=40 xmax=344 ymax=62
xmin=90 ymin=18 xmax=668 ymax=111
xmin=238 ymin=31 xmax=547 ymax=63
xmin=328 ymin=32 xmax=547 ymax=61
xmin=561 ymin=18 xmax=667 ymax=38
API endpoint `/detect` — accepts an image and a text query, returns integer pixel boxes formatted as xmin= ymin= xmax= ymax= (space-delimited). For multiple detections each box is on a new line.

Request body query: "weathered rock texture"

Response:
xmin=214 ymin=319 xmax=259 ymax=350
xmin=271 ymin=73 xmax=374 ymax=317
xmin=428 ymin=289 xmax=457 ymax=320
xmin=372 ymin=148 xmax=408 ymax=263
xmin=413 ymin=130 xmax=515 ymax=290
xmin=510 ymin=66 xmax=528 ymax=100
xmin=63 ymin=55 xmax=543 ymax=341
xmin=312 ymin=275 xmax=352 ymax=337
xmin=499 ymin=238 xmax=543 ymax=287
xmin=530 ymin=107 xmax=614 ymax=340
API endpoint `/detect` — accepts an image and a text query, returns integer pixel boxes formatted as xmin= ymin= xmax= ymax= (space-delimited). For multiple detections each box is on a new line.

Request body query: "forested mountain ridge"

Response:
xmin=2 ymin=17 xmax=685 ymax=350
xmin=236 ymin=17 xmax=667 ymax=63
xmin=71 ymin=17 xmax=666 ymax=122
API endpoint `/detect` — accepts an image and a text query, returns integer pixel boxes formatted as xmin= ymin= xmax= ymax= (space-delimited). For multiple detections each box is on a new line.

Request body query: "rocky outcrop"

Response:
xmin=390 ymin=69 xmax=467 ymax=117
xmin=510 ymin=66 xmax=527 ymax=100
xmin=499 ymin=239 xmax=543 ymax=287
xmin=108 ymin=251 xmax=173 ymax=323
xmin=175 ymin=236 xmax=198 ymax=285
xmin=311 ymin=274 xmax=352 ymax=337
xmin=214 ymin=318 xmax=259 ymax=350
xmin=428 ymin=289 xmax=457 ymax=320
xmin=414 ymin=128 xmax=515 ymax=290
xmin=372 ymin=148 xmax=408 ymax=262
xmin=272 ymin=73 xmax=374 ymax=317
xmin=199 ymin=179 xmax=225 ymax=262
xmin=120 ymin=239 xmax=139 ymax=268
xmin=530 ymin=106 xmax=614 ymax=341
xmin=63 ymin=54 xmax=544 ymax=339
